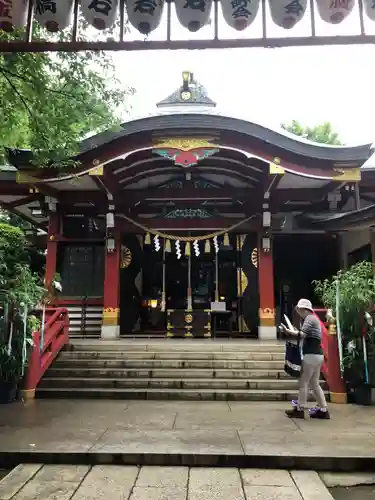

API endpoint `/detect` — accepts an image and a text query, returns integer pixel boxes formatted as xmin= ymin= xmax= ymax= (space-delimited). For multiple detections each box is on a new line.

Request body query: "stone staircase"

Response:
xmin=36 ymin=340 xmax=325 ymax=401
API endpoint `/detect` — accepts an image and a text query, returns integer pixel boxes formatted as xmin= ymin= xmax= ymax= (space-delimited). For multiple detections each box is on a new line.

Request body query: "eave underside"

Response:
xmin=0 ymin=145 xmax=370 ymax=231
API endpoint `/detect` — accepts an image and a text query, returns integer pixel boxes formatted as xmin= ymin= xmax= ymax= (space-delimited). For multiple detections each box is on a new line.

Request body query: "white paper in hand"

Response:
xmin=283 ymin=314 xmax=296 ymax=331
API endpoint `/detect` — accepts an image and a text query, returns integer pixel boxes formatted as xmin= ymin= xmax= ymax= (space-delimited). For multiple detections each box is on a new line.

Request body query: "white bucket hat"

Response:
xmin=296 ymin=298 xmax=313 ymax=312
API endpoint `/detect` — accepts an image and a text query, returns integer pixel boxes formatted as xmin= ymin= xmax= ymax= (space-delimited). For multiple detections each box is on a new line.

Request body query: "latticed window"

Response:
xmin=58 ymin=244 xmax=104 ymax=297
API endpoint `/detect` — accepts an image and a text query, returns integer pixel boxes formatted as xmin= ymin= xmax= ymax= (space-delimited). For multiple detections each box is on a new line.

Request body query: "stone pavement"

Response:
xmin=0 ymin=400 xmax=374 ymax=470
xmin=0 ymin=464 xmax=335 ymax=499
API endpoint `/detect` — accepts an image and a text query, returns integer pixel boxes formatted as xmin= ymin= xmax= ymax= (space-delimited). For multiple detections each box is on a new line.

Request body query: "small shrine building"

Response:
xmin=1 ymin=71 xmax=374 ymax=340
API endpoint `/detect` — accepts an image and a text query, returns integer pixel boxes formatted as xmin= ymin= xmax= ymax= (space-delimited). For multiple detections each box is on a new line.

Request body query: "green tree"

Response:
xmin=0 ymin=25 xmax=134 ymax=165
xmin=281 ymin=120 xmax=343 ymax=145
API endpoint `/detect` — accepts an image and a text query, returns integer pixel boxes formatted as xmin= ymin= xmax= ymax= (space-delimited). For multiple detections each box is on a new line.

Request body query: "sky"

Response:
xmin=107 ymin=1 xmax=375 ymax=146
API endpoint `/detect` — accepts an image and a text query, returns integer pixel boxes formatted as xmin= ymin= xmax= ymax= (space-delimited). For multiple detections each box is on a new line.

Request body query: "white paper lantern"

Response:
xmin=268 ymin=0 xmax=307 ymax=29
xmin=35 ymin=0 xmax=73 ymax=32
xmin=81 ymin=0 xmax=119 ymax=30
xmin=315 ymin=0 xmax=354 ymax=24
xmin=174 ymin=0 xmax=212 ymax=32
xmin=0 ymin=0 xmax=28 ymax=32
xmin=363 ymin=0 xmax=375 ymax=21
xmin=126 ymin=0 xmax=164 ymax=34
xmin=220 ymin=0 xmax=259 ymax=31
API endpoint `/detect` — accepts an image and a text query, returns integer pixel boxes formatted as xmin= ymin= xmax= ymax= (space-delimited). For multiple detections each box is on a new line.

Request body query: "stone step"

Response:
xmin=35 ymin=387 xmax=325 ymax=401
xmin=53 ymin=358 xmax=286 ymax=370
xmin=58 ymin=351 xmax=285 ymax=361
xmin=46 ymin=367 xmax=291 ymax=379
xmin=39 ymin=377 xmax=302 ymax=390
xmin=65 ymin=341 xmax=285 ymax=353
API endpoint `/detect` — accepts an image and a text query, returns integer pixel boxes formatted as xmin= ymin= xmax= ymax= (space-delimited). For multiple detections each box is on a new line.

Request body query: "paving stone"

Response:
xmin=320 ymin=472 xmax=375 ymax=487
xmin=241 ymin=469 xmax=294 ymax=487
xmin=0 ymin=464 xmax=43 ymax=500
xmin=136 ymin=466 xmax=188 ymax=487
xmin=91 ymin=429 xmax=244 ymax=455
xmin=35 ymin=465 xmax=90 ymax=483
xmin=190 ymin=468 xmax=241 ymax=487
xmin=189 ymin=485 xmax=245 ymax=500
xmin=243 ymin=486 xmax=302 ymax=500
xmin=130 ymin=486 xmax=186 ymax=500
xmin=71 ymin=465 xmax=138 ymax=500
xmin=11 ymin=480 xmax=78 ymax=500
xmin=291 ymin=471 xmax=334 ymax=499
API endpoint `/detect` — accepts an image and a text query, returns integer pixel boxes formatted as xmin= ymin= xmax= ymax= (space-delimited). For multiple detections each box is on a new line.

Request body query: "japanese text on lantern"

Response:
xmin=134 ymin=0 xmax=158 ymax=14
xmin=231 ymin=0 xmax=251 ymax=19
xmin=329 ymin=0 xmax=351 ymax=8
xmin=36 ymin=0 xmax=57 ymax=14
xmin=285 ymin=0 xmax=303 ymax=15
xmin=88 ymin=0 xmax=112 ymax=15
xmin=183 ymin=0 xmax=206 ymax=11
xmin=0 ymin=0 xmax=11 ymax=20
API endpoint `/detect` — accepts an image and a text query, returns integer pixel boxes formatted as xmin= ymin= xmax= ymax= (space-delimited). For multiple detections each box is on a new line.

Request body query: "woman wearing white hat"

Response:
xmin=282 ymin=298 xmax=330 ymax=420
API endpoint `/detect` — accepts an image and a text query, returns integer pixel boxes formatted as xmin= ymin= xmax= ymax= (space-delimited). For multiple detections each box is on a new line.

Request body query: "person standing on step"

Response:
xmin=281 ymin=298 xmax=330 ymax=420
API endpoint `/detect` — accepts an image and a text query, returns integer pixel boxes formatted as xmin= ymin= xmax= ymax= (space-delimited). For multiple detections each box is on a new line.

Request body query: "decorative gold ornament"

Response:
xmin=332 ymin=167 xmax=361 ymax=182
xmin=185 ymin=313 xmax=193 ymax=324
xmin=181 ymin=90 xmax=192 ymax=100
xmin=185 ymin=241 xmax=191 ymax=256
xmin=121 ymin=246 xmax=132 ymax=268
xmin=251 ymin=247 xmax=258 ymax=268
xmin=152 ymin=137 xmax=218 ymax=151
xmin=165 ymin=239 xmax=171 ymax=252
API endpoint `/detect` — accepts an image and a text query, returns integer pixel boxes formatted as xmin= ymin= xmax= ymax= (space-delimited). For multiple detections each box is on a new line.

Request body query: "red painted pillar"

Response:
xmin=101 ymin=232 xmax=121 ymax=339
xmin=258 ymin=234 xmax=276 ymax=339
xmin=45 ymin=213 xmax=59 ymax=287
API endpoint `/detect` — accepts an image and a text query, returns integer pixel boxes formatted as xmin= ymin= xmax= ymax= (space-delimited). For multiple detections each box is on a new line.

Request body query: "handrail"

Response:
xmin=21 ymin=307 xmax=69 ymax=400
xmin=314 ymin=307 xmax=347 ymax=404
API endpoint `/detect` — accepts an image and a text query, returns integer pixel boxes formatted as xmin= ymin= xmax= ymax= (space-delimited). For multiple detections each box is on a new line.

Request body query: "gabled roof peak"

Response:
xmin=156 ymin=71 xmax=216 ymax=109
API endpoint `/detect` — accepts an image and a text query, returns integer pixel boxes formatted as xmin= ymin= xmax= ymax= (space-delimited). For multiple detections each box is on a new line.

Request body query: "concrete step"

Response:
xmin=36 ymin=387 xmax=321 ymax=401
xmin=58 ymin=351 xmax=285 ymax=361
xmin=52 ymin=358 xmax=286 ymax=370
xmin=65 ymin=341 xmax=285 ymax=353
xmin=39 ymin=377 xmax=302 ymax=390
xmin=46 ymin=367 xmax=290 ymax=379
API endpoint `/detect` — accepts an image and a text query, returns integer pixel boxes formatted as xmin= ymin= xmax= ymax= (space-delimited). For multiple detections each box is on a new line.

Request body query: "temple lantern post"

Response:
xmin=258 ymin=194 xmax=276 ymax=340
xmin=45 ymin=211 xmax=59 ymax=288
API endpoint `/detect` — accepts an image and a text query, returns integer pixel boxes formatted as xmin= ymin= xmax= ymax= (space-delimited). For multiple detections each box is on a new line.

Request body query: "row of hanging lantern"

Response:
xmin=144 ymin=232 xmax=229 ymax=258
xmin=0 ymin=0 xmax=373 ymax=36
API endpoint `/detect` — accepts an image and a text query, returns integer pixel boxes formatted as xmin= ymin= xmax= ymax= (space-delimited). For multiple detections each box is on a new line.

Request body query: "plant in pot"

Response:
xmin=313 ymin=261 xmax=375 ymax=405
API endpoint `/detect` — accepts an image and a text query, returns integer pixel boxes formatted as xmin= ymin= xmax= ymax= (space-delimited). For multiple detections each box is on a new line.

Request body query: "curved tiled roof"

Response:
xmin=6 ymin=112 xmax=372 ymax=171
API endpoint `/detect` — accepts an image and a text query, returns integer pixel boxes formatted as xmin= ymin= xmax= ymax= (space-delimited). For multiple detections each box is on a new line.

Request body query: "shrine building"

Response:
xmin=1 ymin=71 xmax=374 ymax=341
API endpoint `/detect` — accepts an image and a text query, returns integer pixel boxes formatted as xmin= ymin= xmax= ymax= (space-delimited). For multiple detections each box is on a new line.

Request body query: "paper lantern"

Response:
xmin=81 ymin=0 xmax=119 ymax=30
xmin=35 ymin=0 xmax=73 ymax=32
xmin=268 ymin=0 xmax=307 ymax=29
xmin=174 ymin=0 xmax=212 ymax=32
xmin=220 ymin=0 xmax=259 ymax=31
xmin=315 ymin=0 xmax=354 ymax=24
xmin=363 ymin=0 xmax=375 ymax=21
xmin=0 ymin=0 xmax=28 ymax=32
xmin=126 ymin=0 xmax=164 ymax=34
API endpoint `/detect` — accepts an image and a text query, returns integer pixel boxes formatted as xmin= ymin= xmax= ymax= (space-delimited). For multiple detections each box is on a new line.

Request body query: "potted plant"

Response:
xmin=313 ymin=261 xmax=375 ymax=405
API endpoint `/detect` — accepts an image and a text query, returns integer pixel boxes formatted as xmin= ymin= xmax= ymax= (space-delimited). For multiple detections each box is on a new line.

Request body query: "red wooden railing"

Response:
xmin=21 ymin=307 xmax=69 ymax=399
xmin=314 ymin=307 xmax=347 ymax=403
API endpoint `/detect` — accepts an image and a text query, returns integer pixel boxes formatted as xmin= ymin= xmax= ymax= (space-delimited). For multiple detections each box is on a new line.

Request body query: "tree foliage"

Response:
xmin=313 ymin=261 xmax=375 ymax=385
xmin=281 ymin=120 xmax=344 ymax=145
xmin=0 ymin=24 xmax=134 ymax=165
